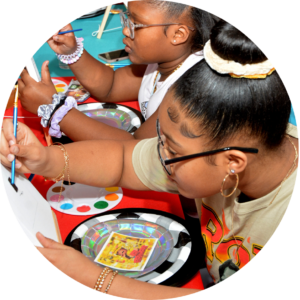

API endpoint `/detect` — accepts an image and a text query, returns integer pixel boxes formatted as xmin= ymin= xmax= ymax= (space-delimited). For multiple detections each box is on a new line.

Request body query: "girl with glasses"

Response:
xmin=18 ymin=1 xmax=217 ymax=141
xmin=1 ymin=20 xmax=297 ymax=298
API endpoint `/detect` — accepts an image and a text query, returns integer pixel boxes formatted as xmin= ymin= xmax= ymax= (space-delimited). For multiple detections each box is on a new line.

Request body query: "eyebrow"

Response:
xmin=167 ymin=107 xmax=180 ymax=124
xmin=180 ymin=122 xmax=203 ymax=139
xmin=130 ymin=11 xmax=145 ymax=21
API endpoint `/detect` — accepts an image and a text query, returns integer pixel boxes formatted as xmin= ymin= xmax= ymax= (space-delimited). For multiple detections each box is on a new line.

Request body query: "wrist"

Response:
xmin=48 ymin=96 xmax=77 ymax=138
xmin=56 ymin=37 xmax=84 ymax=65
xmin=42 ymin=146 xmax=65 ymax=179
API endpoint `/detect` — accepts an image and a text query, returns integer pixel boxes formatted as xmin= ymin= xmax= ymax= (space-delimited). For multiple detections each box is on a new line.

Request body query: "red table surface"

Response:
xmin=4 ymin=77 xmax=204 ymax=290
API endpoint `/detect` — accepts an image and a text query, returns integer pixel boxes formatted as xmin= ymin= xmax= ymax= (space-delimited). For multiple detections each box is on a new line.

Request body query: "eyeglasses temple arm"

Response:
xmin=164 ymin=147 xmax=258 ymax=166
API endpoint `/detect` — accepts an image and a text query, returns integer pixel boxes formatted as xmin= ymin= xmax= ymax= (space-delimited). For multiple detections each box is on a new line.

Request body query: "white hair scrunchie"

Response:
xmin=203 ymin=40 xmax=275 ymax=78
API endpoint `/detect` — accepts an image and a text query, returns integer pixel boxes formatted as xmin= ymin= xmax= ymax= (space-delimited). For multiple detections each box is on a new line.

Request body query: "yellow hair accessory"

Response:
xmin=230 ymin=68 xmax=275 ymax=79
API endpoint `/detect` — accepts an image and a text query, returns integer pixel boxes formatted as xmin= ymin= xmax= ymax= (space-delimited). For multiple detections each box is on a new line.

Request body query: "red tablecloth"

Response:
xmin=4 ymin=77 xmax=204 ymax=290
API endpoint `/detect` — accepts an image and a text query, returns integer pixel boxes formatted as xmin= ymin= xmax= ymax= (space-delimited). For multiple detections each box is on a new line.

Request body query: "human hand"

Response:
xmin=36 ymin=232 xmax=100 ymax=288
xmin=48 ymin=24 xmax=77 ymax=55
xmin=19 ymin=61 xmax=57 ymax=115
xmin=0 ymin=119 xmax=49 ymax=174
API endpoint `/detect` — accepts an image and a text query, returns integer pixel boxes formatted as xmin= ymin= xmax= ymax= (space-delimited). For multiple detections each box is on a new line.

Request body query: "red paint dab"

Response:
xmin=77 ymin=205 xmax=90 ymax=212
xmin=247 ymin=237 xmax=251 ymax=243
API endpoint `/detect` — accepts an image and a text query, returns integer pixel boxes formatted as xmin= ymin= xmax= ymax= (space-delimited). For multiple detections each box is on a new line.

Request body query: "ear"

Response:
xmin=225 ymin=150 xmax=248 ymax=175
xmin=168 ymin=25 xmax=190 ymax=45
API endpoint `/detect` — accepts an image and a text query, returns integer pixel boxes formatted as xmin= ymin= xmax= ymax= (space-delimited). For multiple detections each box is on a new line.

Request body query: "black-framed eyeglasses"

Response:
xmin=156 ymin=119 xmax=259 ymax=175
xmin=120 ymin=11 xmax=195 ymax=39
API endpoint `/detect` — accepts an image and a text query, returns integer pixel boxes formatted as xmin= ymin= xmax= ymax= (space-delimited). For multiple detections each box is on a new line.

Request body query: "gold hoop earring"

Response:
xmin=220 ymin=173 xmax=239 ymax=197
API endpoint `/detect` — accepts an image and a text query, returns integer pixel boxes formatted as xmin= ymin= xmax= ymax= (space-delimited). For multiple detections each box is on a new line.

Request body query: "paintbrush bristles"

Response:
xmin=14 ymin=85 xmax=18 ymax=106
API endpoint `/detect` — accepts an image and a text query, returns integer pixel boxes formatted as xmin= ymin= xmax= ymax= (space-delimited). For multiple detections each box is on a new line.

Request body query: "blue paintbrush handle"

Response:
xmin=11 ymin=106 xmax=18 ymax=185
xmin=58 ymin=29 xmax=82 ymax=35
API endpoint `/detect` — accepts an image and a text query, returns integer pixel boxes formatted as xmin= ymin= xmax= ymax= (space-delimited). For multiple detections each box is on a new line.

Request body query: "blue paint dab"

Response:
xmin=60 ymin=203 xmax=73 ymax=210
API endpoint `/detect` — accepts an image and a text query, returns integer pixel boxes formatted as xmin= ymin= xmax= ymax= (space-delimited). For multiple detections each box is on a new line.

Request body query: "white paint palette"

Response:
xmin=46 ymin=182 xmax=123 ymax=215
xmin=51 ymin=79 xmax=68 ymax=93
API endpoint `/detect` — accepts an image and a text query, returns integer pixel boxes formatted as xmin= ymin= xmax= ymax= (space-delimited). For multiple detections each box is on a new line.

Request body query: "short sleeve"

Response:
xmin=132 ymin=138 xmax=179 ymax=194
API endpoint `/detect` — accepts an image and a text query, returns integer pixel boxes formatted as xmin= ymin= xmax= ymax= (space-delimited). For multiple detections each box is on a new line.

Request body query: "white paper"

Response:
xmin=1 ymin=165 xmax=59 ymax=246
xmin=25 ymin=57 xmax=41 ymax=82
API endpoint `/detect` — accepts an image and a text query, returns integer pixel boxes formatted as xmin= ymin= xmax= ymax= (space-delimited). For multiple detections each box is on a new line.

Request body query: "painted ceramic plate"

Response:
xmin=80 ymin=219 xmax=174 ymax=278
xmin=51 ymin=79 xmax=68 ymax=93
xmin=46 ymin=182 xmax=122 ymax=215
xmin=77 ymin=103 xmax=143 ymax=134
xmin=68 ymin=210 xmax=197 ymax=285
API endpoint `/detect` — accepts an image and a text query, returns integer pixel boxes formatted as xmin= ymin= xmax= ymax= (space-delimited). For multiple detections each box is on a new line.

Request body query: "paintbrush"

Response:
xmin=11 ymin=82 xmax=19 ymax=185
xmin=58 ymin=29 xmax=82 ymax=35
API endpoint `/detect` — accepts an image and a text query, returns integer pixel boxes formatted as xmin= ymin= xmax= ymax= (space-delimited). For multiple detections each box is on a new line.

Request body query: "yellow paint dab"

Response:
xmin=55 ymin=87 xmax=65 ymax=92
xmin=105 ymin=193 xmax=119 ymax=201
xmin=105 ymin=187 xmax=119 ymax=192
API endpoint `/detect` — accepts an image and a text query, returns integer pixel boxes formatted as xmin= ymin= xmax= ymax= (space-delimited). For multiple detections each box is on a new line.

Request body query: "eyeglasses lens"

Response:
xmin=158 ymin=142 xmax=172 ymax=175
xmin=157 ymin=121 xmax=172 ymax=174
xmin=120 ymin=13 xmax=134 ymax=39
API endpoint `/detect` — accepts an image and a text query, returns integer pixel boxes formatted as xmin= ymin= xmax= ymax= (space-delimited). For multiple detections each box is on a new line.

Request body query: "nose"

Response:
xmin=122 ymin=25 xmax=131 ymax=38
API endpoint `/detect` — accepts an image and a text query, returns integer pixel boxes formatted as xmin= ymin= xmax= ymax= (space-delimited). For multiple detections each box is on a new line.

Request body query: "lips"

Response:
xmin=123 ymin=38 xmax=132 ymax=53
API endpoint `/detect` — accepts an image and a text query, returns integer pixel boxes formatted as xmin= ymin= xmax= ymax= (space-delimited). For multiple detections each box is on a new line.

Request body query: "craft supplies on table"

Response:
xmin=66 ymin=209 xmax=202 ymax=286
xmin=47 ymin=182 xmax=123 ymax=216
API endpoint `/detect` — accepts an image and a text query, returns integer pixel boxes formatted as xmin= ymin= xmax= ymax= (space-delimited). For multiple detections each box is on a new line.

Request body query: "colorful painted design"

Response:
xmin=46 ymin=182 xmax=123 ymax=216
xmin=94 ymin=232 xmax=158 ymax=271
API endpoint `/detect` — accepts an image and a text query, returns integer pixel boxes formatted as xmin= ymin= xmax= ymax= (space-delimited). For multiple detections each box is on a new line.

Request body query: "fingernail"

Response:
xmin=7 ymin=154 xmax=14 ymax=162
xmin=11 ymin=146 xmax=19 ymax=154
xmin=54 ymin=36 xmax=59 ymax=41
xmin=15 ymin=162 xmax=21 ymax=169
xmin=9 ymin=140 xmax=15 ymax=146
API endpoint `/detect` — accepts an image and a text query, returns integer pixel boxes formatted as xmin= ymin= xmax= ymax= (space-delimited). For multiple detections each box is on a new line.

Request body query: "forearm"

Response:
xmin=41 ymin=138 xmax=147 ymax=190
xmin=59 ymin=108 xmax=135 ymax=141
xmin=43 ymin=140 xmax=125 ymax=187
xmin=68 ymin=50 xmax=115 ymax=101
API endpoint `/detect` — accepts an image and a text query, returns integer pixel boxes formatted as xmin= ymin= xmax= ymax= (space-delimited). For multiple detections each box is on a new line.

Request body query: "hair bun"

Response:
xmin=210 ymin=20 xmax=267 ymax=64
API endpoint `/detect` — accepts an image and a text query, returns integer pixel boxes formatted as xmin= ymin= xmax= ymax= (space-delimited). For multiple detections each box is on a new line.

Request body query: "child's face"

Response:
xmin=158 ymin=92 xmax=239 ymax=199
xmin=117 ymin=248 xmax=127 ymax=257
xmin=123 ymin=1 xmax=186 ymax=65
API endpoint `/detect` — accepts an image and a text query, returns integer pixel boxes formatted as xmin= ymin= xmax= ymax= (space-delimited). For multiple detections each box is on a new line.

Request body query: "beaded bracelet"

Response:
xmin=94 ymin=267 xmax=112 ymax=291
xmin=104 ymin=270 xmax=118 ymax=294
xmin=56 ymin=37 xmax=84 ymax=65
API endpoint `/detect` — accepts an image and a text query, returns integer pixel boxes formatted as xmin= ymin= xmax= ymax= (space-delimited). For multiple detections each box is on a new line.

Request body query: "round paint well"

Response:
xmin=52 ymin=186 xmax=65 ymax=193
xmin=94 ymin=201 xmax=109 ymax=209
xmin=50 ymin=194 xmax=64 ymax=202
xmin=105 ymin=187 xmax=119 ymax=192
xmin=77 ymin=205 xmax=91 ymax=213
xmin=60 ymin=203 xmax=73 ymax=210
xmin=105 ymin=193 xmax=119 ymax=201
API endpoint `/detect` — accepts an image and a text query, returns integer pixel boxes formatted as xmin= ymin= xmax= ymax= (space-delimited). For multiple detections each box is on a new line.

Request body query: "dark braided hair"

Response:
xmin=145 ymin=0 xmax=218 ymax=51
